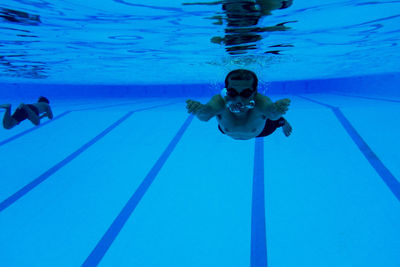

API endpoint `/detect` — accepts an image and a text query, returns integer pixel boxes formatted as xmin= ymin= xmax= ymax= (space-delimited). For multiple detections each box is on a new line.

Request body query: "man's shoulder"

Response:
xmin=254 ymin=93 xmax=275 ymax=116
xmin=207 ymin=94 xmax=226 ymax=110
xmin=255 ymin=93 xmax=272 ymax=105
xmin=210 ymin=93 xmax=224 ymax=101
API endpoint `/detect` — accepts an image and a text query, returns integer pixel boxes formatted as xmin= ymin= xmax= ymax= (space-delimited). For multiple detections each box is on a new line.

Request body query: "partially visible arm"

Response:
xmin=39 ymin=106 xmax=53 ymax=119
xmin=186 ymin=94 xmax=225 ymax=122
xmin=46 ymin=106 xmax=54 ymax=119
xmin=256 ymin=93 xmax=290 ymax=120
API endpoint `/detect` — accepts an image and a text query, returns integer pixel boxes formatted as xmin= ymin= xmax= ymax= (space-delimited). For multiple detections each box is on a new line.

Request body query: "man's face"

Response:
xmin=225 ymin=78 xmax=256 ymax=113
xmin=226 ymin=78 xmax=255 ymax=102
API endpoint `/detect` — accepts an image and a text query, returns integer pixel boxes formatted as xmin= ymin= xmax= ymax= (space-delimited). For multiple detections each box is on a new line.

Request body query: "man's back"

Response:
xmin=31 ymin=102 xmax=53 ymax=119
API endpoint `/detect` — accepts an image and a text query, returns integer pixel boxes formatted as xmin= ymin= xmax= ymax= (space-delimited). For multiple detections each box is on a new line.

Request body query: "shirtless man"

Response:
xmin=186 ymin=69 xmax=292 ymax=140
xmin=0 ymin=96 xmax=53 ymax=129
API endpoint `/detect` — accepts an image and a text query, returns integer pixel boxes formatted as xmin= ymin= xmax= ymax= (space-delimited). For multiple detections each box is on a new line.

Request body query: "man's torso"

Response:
xmin=216 ymin=105 xmax=267 ymax=140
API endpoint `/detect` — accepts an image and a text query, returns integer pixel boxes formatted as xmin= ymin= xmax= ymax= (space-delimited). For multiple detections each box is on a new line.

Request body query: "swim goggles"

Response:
xmin=221 ymin=87 xmax=255 ymax=98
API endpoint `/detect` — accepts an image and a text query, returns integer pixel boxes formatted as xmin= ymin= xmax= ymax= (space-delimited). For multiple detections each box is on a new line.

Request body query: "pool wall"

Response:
xmin=1 ymin=72 xmax=399 ymax=99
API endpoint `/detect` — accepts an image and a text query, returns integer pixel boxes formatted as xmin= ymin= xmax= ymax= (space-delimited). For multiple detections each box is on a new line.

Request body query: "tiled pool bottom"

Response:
xmin=0 ymin=94 xmax=399 ymax=267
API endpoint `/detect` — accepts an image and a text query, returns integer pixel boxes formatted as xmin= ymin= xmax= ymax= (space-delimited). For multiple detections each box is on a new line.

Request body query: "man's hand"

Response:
xmin=186 ymin=99 xmax=205 ymax=114
xmin=186 ymin=95 xmax=224 ymax=121
xmin=274 ymin=98 xmax=291 ymax=114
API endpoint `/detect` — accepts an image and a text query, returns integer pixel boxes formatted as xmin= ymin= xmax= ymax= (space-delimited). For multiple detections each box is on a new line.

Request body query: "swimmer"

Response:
xmin=183 ymin=0 xmax=295 ymax=54
xmin=183 ymin=0 xmax=293 ymax=16
xmin=186 ymin=69 xmax=292 ymax=140
xmin=0 ymin=96 xmax=53 ymax=129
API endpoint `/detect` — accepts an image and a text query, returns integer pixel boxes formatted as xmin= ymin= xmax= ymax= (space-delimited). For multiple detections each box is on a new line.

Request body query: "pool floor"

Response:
xmin=0 ymin=93 xmax=399 ymax=266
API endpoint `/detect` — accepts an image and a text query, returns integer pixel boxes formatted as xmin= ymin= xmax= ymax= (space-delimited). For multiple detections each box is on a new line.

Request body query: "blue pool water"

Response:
xmin=1 ymin=1 xmax=400 ymax=267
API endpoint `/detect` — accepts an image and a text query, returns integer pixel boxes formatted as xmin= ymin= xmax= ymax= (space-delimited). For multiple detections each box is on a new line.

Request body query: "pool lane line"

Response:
xmin=295 ymin=95 xmax=335 ymax=109
xmin=0 ymin=111 xmax=72 ymax=147
xmin=0 ymin=111 xmax=134 ymax=212
xmin=129 ymin=101 xmax=181 ymax=113
xmin=328 ymin=93 xmax=400 ymax=103
xmin=82 ymin=115 xmax=194 ymax=266
xmin=71 ymin=99 xmax=157 ymax=112
xmin=297 ymin=95 xmax=400 ymax=202
xmin=0 ymin=102 xmax=179 ymax=212
xmin=251 ymin=137 xmax=268 ymax=267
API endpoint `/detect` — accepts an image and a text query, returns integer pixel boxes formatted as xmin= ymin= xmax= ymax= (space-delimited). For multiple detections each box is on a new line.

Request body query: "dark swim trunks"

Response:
xmin=11 ymin=104 xmax=39 ymax=124
xmin=218 ymin=117 xmax=285 ymax=138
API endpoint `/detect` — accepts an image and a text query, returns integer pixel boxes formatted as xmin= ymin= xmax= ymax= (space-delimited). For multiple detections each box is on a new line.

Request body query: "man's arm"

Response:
xmin=186 ymin=94 xmax=225 ymax=121
xmin=46 ymin=106 xmax=54 ymax=119
xmin=256 ymin=93 xmax=290 ymax=120
xmin=38 ymin=106 xmax=53 ymax=119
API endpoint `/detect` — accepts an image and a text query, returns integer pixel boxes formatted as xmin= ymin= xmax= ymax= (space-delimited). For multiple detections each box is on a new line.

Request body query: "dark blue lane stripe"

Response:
xmin=82 ymin=115 xmax=194 ymax=266
xmin=0 ymin=111 xmax=71 ymax=147
xmin=0 ymin=102 xmax=178 ymax=212
xmin=295 ymin=95 xmax=335 ymax=108
xmin=0 ymin=111 xmax=134 ymax=212
xmin=251 ymin=137 xmax=268 ymax=267
xmin=298 ymin=95 xmax=400 ymax=202
xmin=72 ymin=100 xmax=152 ymax=111
xmin=332 ymin=107 xmax=400 ymax=202
xmin=132 ymin=101 xmax=180 ymax=113
xmin=330 ymin=93 xmax=400 ymax=103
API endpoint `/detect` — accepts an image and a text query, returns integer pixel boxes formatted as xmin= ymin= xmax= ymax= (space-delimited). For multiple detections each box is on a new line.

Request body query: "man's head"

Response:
xmin=38 ymin=96 xmax=50 ymax=104
xmin=225 ymin=69 xmax=258 ymax=91
xmin=224 ymin=69 xmax=258 ymax=113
